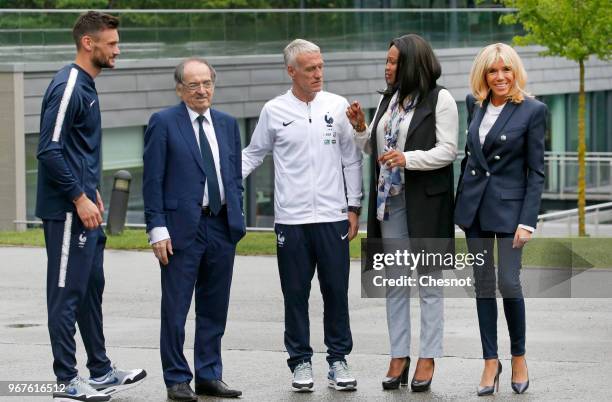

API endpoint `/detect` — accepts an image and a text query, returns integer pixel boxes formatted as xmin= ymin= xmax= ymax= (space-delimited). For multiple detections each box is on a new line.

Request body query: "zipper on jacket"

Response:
xmin=307 ymin=101 xmax=317 ymax=218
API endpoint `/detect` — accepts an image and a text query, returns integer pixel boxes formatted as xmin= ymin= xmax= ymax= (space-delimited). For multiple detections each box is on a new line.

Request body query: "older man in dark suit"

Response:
xmin=143 ymin=58 xmax=245 ymax=401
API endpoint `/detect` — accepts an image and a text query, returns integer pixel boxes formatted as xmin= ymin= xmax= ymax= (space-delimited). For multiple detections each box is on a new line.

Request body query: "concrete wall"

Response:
xmin=0 ymin=45 xmax=611 ymax=230
xmin=0 ymin=71 xmax=26 ymax=231
xmin=16 ymin=46 xmax=612 ymax=134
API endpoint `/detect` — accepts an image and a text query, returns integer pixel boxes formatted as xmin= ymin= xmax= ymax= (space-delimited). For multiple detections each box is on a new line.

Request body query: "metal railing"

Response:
xmin=0 ymin=8 xmax=521 ymax=62
xmin=543 ymin=152 xmax=612 ymax=200
xmin=454 ymin=151 xmax=612 ymax=201
xmin=536 ymin=201 xmax=612 ymax=237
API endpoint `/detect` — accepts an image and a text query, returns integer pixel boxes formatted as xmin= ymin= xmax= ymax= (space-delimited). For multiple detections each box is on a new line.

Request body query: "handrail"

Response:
xmin=0 ymin=8 xmax=517 ymax=14
xmin=537 ymin=201 xmax=612 ymax=221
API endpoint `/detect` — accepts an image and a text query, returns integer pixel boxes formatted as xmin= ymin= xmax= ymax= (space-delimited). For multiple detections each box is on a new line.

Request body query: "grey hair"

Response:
xmin=283 ymin=39 xmax=320 ymax=67
xmin=174 ymin=57 xmax=217 ymax=86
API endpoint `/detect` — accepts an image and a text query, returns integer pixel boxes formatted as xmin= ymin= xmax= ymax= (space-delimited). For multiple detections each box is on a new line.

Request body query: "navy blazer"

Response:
xmin=454 ymin=94 xmax=546 ymax=233
xmin=143 ymin=102 xmax=246 ymax=249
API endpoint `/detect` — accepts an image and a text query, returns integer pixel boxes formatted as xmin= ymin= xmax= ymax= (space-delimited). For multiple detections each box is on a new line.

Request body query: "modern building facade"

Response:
xmin=1 ymin=8 xmax=611 ymax=230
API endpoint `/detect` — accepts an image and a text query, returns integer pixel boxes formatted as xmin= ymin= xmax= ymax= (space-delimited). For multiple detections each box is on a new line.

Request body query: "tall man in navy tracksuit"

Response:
xmin=36 ymin=11 xmax=145 ymax=402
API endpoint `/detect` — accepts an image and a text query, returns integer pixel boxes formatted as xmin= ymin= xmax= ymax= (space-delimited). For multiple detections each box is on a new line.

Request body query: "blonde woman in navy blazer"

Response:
xmin=454 ymin=43 xmax=546 ymax=396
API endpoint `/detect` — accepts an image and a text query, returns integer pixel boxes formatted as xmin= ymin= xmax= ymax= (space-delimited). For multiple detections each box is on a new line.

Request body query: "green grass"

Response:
xmin=1 ymin=229 xmax=611 ymax=268
xmin=0 ymin=229 xmax=364 ymax=258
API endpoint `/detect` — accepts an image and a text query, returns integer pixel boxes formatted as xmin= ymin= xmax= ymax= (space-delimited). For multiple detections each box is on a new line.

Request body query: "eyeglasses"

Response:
xmin=182 ymin=80 xmax=214 ymax=91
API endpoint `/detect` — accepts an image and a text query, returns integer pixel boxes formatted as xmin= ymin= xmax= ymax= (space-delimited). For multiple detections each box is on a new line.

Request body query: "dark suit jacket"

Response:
xmin=143 ymin=102 xmax=246 ymax=249
xmin=454 ymin=94 xmax=547 ymax=233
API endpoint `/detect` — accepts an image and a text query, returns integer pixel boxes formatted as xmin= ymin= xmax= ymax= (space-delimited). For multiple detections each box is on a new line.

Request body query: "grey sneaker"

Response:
xmin=292 ymin=362 xmax=314 ymax=392
xmin=53 ymin=376 xmax=110 ymax=401
xmin=328 ymin=361 xmax=357 ymax=391
xmin=88 ymin=364 xmax=147 ymax=395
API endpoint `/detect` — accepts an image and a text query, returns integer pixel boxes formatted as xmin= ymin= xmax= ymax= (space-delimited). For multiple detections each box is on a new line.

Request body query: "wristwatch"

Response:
xmin=347 ymin=206 xmax=361 ymax=216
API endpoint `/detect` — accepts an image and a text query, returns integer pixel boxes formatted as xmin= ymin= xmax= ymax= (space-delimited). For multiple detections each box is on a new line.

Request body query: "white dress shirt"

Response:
xmin=186 ymin=106 xmax=226 ymax=206
xmin=479 ymin=102 xmax=505 ymax=146
xmin=354 ymin=88 xmax=459 ymax=179
xmin=148 ymin=106 xmax=225 ymax=244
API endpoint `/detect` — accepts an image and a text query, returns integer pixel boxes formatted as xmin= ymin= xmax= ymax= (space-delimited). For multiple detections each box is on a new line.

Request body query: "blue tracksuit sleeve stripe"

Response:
xmin=37 ymin=68 xmax=83 ymax=202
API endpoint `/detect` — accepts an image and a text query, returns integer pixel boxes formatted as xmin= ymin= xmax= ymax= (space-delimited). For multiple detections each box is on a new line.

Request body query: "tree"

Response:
xmin=499 ymin=0 xmax=611 ymax=236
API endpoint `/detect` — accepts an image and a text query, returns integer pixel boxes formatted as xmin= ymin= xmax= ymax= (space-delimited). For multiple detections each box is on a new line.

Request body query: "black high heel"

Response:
xmin=411 ymin=358 xmax=435 ymax=392
xmin=511 ymin=358 xmax=529 ymax=394
xmin=477 ymin=360 xmax=502 ymax=396
xmin=382 ymin=357 xmax=410 ymax=390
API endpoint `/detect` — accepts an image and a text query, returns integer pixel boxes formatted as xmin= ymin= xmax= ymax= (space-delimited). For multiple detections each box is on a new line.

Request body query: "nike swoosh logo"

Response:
xmin=89 ymin=100 xmax=96 ymax=107
xmin=341 ymin=232 xmax=349 ymax=240
xmin=282 ymin=120 xmax=295 ymax=127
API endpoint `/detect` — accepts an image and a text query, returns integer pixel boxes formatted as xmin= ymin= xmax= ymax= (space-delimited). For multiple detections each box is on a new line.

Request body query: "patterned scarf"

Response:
xmin=376 ymin=91 xmax=416 ymax=221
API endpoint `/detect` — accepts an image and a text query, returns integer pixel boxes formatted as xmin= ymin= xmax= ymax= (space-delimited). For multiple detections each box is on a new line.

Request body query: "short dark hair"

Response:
xmin=384 ymin=34 xmax=441 ymax=107
xmin=72 ymin=11 xmax=119 ymax=49
xmin=174 ymin=57 xmax=217 ymax=86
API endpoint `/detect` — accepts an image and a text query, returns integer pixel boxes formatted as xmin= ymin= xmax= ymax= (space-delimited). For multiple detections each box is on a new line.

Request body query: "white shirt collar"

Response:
xmin=185 ymin=104 xmax=212 ymax=124
xmin=287 ymin=88 xmax=320 ymax=104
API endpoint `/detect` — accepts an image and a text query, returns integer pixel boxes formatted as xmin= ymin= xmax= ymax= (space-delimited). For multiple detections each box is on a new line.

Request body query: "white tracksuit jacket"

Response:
xmin=242 ymin=90 xmax=363 ymax=224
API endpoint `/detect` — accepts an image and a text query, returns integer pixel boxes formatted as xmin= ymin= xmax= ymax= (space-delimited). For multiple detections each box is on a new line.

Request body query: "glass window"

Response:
xmin=244 ymin=117 xmax=275 ymax=228
xmin=99 ymin=126 xmax=145 ymax=224
xmin=590 ymin=91 xmax=607 ymax=152
xmin=25 ymin=126 xmax=146 ymax=224
xmin=25 ymin=133 xmax=39 ymax=221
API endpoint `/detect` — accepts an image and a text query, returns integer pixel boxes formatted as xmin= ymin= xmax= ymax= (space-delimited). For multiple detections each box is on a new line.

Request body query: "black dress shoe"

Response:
xmin=477 ymin=360 xmax=502 ymax=396
xmin=196 ymin=379 xmax=242 ymax=398
xmin=382 ymin=357 xmax=410 ymax=390
xmin=167 ymin=382 xmax=197 ymax=401
xmin=511 ymin=359 xmax=529 ymax=394
xmin=411 ymin=358 xmax=435 ymax=392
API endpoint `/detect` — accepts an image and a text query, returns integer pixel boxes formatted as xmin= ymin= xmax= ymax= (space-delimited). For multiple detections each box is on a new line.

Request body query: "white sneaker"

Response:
xmin=53 ymin=376 xmax=110 ymax=401
xmin=292 ymin=361 xmax=314 ymax=392
xmin=328 ymin=361 xmax=357 ymax=391
xmin=88 ymin=365 xmax=146 ymax=395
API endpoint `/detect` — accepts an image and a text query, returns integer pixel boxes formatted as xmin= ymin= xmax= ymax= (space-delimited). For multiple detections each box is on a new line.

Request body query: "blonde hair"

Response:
xmin=469 ymin=43 xmax=529 ymax=105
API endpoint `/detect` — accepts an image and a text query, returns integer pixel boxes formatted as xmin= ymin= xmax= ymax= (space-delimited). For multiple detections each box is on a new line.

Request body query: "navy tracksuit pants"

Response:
xmin=160 ymin=210 xmax=235 ymax=387
xmin=44 ymin=213 xmax=111 ymax=382
xmin=275 ymin=220 xmax=353 ymax=371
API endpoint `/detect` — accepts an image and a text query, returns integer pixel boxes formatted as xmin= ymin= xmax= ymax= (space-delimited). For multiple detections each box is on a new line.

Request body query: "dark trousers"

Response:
xmin=275 ymin=221 xmax=353 ymax=371
xmin=465 ymin=216 xmax=526 ymax=359
xmin=44 ymin=214 xmax=111 ymax=382
xmin=160 ymin=210 xmax=235 ymax=387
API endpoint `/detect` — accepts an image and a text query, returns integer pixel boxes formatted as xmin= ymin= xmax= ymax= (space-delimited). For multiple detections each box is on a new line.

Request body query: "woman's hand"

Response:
xmin=512 ymin=227 xmax=532 ymax=249
xmin=379 ymin=149 xmax=406 ymax=168
xmin=346 ymin=101 xmax=366 ymax=132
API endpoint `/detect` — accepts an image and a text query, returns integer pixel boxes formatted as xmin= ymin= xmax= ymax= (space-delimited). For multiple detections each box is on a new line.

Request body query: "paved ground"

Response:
xmin=1 ymin=246 xmax=611 ymax=401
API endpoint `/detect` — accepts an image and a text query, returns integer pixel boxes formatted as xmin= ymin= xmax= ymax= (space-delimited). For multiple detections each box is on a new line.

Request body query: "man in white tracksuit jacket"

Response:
xmin=242 ymin=39 xmax=362 ymax=392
